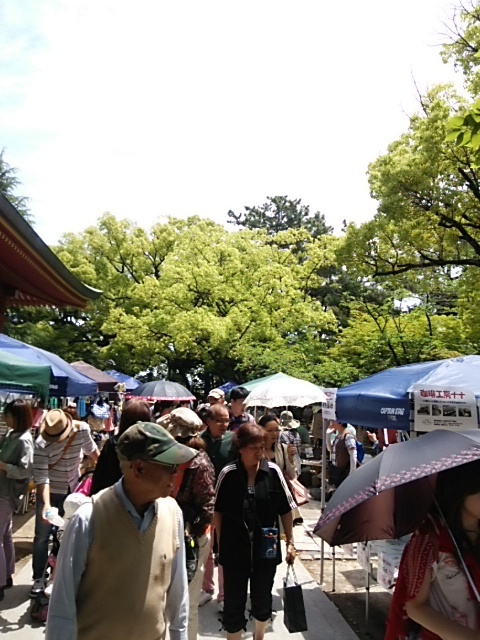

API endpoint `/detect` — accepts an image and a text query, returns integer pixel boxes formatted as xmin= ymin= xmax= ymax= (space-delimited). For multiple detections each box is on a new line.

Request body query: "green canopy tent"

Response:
xmin=0 ymin=350 xmax=50 ymax=398
xmin=241 ymin=372 xmax=291 ymax=392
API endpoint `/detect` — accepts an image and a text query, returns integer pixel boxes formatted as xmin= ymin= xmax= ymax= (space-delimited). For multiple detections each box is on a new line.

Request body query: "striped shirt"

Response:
xmin=33 ymin=422 xmax=97 ymax=495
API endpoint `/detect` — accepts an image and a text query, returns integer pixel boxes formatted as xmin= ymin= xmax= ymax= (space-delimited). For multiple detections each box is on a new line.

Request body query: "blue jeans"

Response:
xmin=32 ymin=492 xmax=66 ymax=579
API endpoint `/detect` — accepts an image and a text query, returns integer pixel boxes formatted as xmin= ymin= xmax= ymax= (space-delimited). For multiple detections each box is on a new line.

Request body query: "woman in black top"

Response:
xmin=89 ymin=398 xmax=151 ymax=495
xmin=214 ymin=423 xmax=297 ymax=640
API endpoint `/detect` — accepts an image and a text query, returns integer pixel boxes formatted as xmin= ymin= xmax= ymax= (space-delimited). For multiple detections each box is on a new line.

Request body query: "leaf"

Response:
xmin=447 ymin=116 xmax=465 ymax=128
xmin=458 ymin=129 xmax=472 ymax=146
xmin=445 ymin=130 xmax=461 ymax=142
xmin=471 ymin=132 xmax=480 ymax=150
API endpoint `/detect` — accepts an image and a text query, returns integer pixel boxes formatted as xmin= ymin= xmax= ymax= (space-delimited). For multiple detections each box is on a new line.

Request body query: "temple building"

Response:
xmin=0 ymin=191 xmax=101 ymax=331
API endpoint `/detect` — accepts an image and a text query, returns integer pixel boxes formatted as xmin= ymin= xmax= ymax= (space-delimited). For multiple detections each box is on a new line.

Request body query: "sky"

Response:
xmin=0 ymin=0 xmax=466 ymax=245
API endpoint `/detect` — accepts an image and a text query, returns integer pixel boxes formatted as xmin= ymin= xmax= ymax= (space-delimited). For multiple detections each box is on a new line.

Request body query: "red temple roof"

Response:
xmin=0 ymin=191 xmax=101 ymax=310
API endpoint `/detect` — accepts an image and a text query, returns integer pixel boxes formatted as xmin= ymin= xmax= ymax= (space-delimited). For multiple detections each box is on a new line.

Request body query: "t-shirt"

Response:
xmin=228 ymin=412 xmax=255 ymax=432
xmin=33 ymin=422 xmax=97 ymax=495
xmin=200 ymin=429 xmax=237 ymax=479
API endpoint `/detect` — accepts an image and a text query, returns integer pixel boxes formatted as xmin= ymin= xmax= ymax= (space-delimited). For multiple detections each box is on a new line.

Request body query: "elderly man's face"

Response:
xmin=133 ymin=459 xmax=178 ymax=499
xmin=206 ymin=407 xmax=230 ymax=438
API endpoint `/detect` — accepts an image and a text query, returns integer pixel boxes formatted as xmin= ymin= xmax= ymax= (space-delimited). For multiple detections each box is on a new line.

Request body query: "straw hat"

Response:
xmin=157 ymin=407 xmax=204 ymax=439
xmin=40 ymin=409 xmax=73 ymax=443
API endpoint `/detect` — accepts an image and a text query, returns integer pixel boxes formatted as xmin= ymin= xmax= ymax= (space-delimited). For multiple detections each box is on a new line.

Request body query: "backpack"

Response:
xmin=356 ymin=440 xmax=365 ymax=464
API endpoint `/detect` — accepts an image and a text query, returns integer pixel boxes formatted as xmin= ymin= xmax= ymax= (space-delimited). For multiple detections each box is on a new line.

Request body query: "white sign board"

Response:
xmin=413 ymin=384 xmax=477 ymax=432
xmin=322 ymin=388 xmax=337 ymax=420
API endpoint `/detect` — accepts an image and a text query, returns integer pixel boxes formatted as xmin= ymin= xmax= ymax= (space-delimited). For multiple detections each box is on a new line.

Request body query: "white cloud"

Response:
xmin=0 ymin=0 xmax=462 ymax=244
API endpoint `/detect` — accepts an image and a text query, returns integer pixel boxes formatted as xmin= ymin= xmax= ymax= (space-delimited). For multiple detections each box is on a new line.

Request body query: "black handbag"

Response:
xmin=283 ymin=565 xmax=308 ymax=633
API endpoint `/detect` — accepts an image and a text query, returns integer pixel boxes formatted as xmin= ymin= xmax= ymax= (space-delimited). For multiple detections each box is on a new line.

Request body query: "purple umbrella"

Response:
xmin=314 ymin=429 xmax=480 ymax=546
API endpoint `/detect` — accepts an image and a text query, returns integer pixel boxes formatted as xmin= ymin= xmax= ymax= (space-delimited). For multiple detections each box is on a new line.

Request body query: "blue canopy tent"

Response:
xmin=335 ymin=355 xmax=480 ymax=430
xmin=105 ymin=369 xmax=140 ymax=391
xmin=0 ymin=334 xmax=98 ymax=397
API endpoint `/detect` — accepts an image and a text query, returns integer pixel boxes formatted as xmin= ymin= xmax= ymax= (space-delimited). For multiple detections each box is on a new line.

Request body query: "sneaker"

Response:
xmin=217 ymin=600 xmax=224 ymax=613
xmin=198 ymin=591 xmax=213 ymax=607
xmin=30 ymin=579 xmax=45 ymax=598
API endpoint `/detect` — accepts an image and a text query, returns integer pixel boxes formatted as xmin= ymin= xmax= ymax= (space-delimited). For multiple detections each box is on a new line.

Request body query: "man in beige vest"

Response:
xmin=46 ymin=422 xmax=197 ymax=640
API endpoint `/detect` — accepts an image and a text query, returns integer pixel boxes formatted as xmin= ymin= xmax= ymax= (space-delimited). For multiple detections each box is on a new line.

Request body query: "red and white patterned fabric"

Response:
xmin=386 ymin=515 xmax=480 ymax=640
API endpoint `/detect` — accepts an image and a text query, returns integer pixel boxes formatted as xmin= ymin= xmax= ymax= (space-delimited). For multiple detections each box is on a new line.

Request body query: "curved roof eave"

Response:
xmin=0 ymin=191 xmax=102 ymax=304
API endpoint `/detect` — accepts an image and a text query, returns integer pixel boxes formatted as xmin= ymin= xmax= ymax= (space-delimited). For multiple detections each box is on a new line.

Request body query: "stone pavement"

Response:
xmin=2 ymin=498 xmax=359 ymax=639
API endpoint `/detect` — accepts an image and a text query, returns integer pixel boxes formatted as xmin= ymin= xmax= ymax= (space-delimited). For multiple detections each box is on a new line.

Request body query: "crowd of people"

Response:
xmin=2 ymin=388 xmax=480 ymax=640
xmin=0 ymin=386 xmax=305 ymax=640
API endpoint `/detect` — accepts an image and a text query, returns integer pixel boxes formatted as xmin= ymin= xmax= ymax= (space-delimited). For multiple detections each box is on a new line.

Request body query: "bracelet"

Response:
xmin=286 ymin=541 xmax=295 ymax=547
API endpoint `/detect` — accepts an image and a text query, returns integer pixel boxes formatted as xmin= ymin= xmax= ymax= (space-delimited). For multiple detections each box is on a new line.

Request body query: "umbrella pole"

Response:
xmin=332 ymin=545 xmax=336 ymax=592
xmin=365 ymin=566 xmax=370 ymax=632
xmin=320 ymin=417 xmax=327 ymax=585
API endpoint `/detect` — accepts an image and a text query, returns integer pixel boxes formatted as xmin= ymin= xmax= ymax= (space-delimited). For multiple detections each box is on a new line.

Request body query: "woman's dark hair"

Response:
xmin=4 ymin=399 xmax=33 ymax=433
xmin=119 ymin=399 xmax=151 ymax=435
xmin=152 ymin=400 xmax=176 ymax=419
xmin=176 ymin=435 xmax=206 ymax=451
xmin=258 ymin=413 xmax=279 ymax=428
xmin=435 ymin=459 xmax=480 ymax=553
xmin=64 ymin=406 xmax=81 ymax=421
xmin=233 ymin=423 xmax=265 ymax=450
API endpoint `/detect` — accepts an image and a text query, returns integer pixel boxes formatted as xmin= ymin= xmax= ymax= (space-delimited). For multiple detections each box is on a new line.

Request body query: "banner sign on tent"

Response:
xmin=322 ymin=388 xmax=337 ymax=421
xmin=413 ymin=384 xmax=477 ymax=431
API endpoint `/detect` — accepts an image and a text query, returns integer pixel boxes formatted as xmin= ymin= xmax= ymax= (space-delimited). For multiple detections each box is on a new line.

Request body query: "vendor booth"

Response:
xmin=0 ymin=334 xmax=97 ymax=397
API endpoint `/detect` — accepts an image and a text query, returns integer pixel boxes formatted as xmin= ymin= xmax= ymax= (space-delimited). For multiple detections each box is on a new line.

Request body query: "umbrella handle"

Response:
xmin=435 ymin=501 xmax=480 ymax=603
xmin=448 ymin=528 xmax=480 ymax=603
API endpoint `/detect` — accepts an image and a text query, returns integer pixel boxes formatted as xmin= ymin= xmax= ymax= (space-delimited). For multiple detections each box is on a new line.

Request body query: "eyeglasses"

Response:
xmin=145 ymin=460 xmax=179 ymax=474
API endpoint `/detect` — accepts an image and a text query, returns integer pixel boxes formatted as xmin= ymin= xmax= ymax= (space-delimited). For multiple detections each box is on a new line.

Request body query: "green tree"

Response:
xmin=101 ymin=220 xmax=337 ymax=389
xmin=0 ymin=149 xmax=32 ymax=222
xmin=227 ymin=195 xmax=332 ymax=238
xmin=316 ymin=304 xmax=470 ymax=388
xmin=9 ymin=213 xmax=338 ymax=391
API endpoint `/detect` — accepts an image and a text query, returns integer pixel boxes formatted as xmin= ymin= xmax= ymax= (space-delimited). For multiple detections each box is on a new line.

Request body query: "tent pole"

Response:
xmin=320 ymin=417 xmax=327 ymax=585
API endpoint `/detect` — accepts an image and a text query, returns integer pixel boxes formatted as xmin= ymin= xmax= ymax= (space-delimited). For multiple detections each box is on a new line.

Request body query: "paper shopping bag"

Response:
xmin=283 ymin=566 xmax=308 ymax=633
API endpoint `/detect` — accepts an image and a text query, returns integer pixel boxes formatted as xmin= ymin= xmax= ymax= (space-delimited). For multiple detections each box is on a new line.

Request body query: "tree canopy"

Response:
xmin=227 ymin=195 xmax=332 ymax=238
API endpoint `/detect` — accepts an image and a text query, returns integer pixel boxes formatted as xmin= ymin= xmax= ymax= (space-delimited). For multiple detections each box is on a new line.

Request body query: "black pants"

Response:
xmin=222 ymin=560 xmax=277 ymax=633
xmin=328 ymin=463 xmax=349 ymax=488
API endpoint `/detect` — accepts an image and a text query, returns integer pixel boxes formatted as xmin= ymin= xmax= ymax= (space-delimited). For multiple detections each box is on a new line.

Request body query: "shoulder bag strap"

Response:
xmin=281 ymin=442 xmax=288 ymax=472
xmin=48 ymin=427 xmax=78 ymax=470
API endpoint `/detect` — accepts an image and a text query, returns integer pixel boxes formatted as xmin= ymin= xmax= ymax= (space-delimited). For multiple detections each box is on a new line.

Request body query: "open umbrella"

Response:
xmin=128 ymin=380 xmax=196 ymax=402
xmin=245 ymin=374 xmax=327 ymax=408
xmin=336 ymin=355 xmax=480 ymax=430
xmin=314 ymin=429 xmax=480 ymax=546
xmin=105 ymin=369 xmax=140 ymax=391
xmin=242 ymin=372 xmax=291 ymax=392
